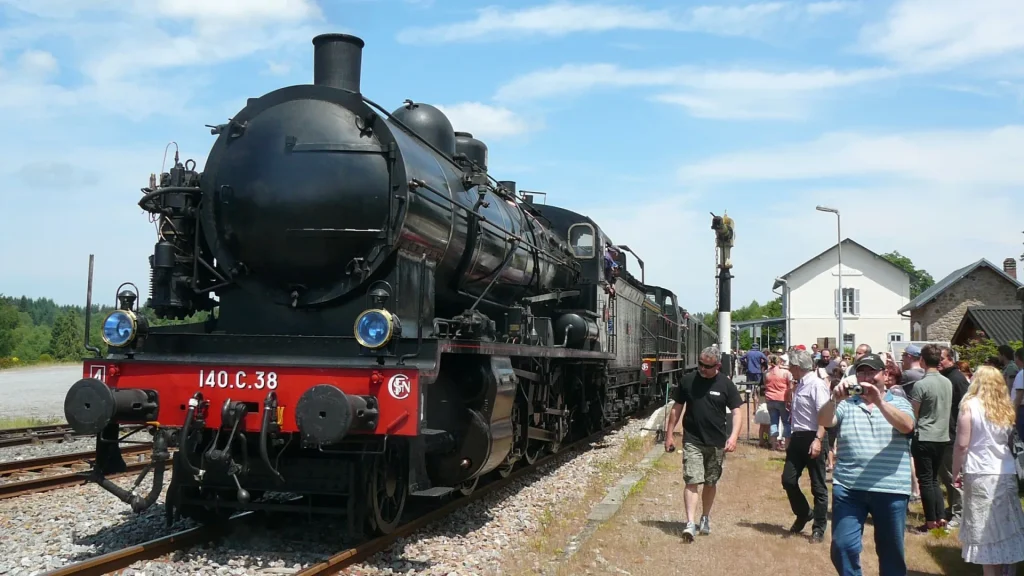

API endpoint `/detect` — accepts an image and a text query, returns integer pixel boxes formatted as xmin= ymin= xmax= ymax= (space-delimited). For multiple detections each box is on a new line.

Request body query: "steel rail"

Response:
xmin=0 ymin=445 xmax=151 ymax=476
xmin=39 ymin=514 xmax=252 ymax=576
xmin=0 ymin=424 xmax=87 ymax=448
xmin=0 ymin=457 xmax=169 ymax=500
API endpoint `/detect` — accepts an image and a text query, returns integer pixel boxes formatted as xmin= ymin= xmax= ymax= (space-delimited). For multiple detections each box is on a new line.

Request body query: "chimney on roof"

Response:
xmin=1003 ymin=258 xmax=1017 ymax=280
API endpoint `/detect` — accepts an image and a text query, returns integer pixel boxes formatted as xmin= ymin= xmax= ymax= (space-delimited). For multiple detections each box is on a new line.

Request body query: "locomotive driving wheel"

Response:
xmin=548 ymin=392 xmax=569 ymax=455
xmin=367 ymin=440 xmax=408 ymax=535
xmin=456 ymin=476 xmax=479 ymax=497
xmin=523 ymin=440 xmax=544 ymax=465
xmin=497 ymin=400 xmax=525 ymax=478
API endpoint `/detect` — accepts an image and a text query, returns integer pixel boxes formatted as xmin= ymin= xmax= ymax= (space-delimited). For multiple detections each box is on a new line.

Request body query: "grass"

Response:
xmin=0 ymin=359 xmax=80 ymax=372
xmin=502 ymin=430 xmax=658 ymax=576
xmin=0 ymin=415 xmax=65 ymax=430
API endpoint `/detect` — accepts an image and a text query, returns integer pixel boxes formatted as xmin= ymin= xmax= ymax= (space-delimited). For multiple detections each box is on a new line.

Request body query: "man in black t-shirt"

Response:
xmin=664 ymin=346 xmax=744 ymax=542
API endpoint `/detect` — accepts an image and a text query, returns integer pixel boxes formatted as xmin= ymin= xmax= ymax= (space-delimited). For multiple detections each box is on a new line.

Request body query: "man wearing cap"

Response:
xmin=900 ymin=345 xmax=925 ymax=395
xmin=818 ymin=353 xmax=916 ymax=576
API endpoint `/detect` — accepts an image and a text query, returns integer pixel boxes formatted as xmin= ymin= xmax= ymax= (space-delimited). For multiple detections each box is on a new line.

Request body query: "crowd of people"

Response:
xmin=667 ymin=341 xmax=1024 ymax=576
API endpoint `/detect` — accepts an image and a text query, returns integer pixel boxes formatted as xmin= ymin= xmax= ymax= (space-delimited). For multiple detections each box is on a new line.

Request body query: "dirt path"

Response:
xmin=551 ymin=431 xmax=978 ymax=576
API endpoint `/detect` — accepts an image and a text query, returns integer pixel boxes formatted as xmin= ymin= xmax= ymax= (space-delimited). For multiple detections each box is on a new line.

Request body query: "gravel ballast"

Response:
xmin=0 ymin=419 xmax=646 ymax=576
xmin=0 ymin=437 xmax=95 ymax=463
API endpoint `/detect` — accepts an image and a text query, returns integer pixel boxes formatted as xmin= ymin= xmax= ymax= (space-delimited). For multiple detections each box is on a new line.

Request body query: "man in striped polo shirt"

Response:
xmin=817 ymin=353 xmax=916 ymax=576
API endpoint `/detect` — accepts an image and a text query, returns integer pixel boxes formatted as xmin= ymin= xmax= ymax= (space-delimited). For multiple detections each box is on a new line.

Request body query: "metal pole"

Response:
xmin=817 ymin=206 xmax=843 ymax=352
xmin=837 ymin=213 xmax=844 ymax=352
xmin=84 ymin=254 xmax=101 ymax=358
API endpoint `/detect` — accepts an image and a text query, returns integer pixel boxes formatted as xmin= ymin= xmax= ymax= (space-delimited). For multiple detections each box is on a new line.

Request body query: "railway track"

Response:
xmin=0 ymin=445 xmax=159 ymax=500
xmin=0 ymin=424 xmax=88 ymax=448
xmin=39 ymin=416 xmax=645 ymax=576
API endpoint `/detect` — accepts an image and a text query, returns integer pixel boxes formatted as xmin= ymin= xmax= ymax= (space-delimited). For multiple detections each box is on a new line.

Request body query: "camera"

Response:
xmin=849 ymin=383 xmax=863 ymax=396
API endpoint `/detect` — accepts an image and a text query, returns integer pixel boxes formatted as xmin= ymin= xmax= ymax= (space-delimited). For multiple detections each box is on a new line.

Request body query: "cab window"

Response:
xmin=568 ymin=223 xmax=595 ymax=258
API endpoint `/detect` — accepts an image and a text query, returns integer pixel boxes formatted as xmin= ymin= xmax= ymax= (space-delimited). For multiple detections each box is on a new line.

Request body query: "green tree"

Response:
xmin=47 ymin=311 xmax=83 ymax=361
xmin=0 ymin=303 xmax=20 ymax=357
xmin=882 ymin=251 xmax=935 ymax=299
xmin=700 ymin=297 xmax=786 ymax=350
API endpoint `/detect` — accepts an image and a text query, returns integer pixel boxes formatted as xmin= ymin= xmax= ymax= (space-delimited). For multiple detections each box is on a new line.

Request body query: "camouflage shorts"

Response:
xmin=682 ymin=442 xmax=725 ymax=485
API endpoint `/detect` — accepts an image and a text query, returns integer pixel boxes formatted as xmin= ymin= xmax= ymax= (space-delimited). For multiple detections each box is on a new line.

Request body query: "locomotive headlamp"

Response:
xmin=101 ymin=310 xmax=137 ymax=347
xmin=354 ymin=309 xmax=395 ymax=349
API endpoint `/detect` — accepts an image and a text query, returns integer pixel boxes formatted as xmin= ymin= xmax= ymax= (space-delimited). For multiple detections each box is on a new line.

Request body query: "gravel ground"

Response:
xmin=0 ymin=437 xmax=95 ymax=464
xmin=0 ymin=419 xmax=646 ymax=576
xmin=0 ymin=365 xmax=81 ymax=420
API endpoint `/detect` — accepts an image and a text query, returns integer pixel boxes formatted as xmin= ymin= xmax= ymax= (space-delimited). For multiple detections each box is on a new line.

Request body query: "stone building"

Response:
xmin=897 ymin=258 xmax=1021 ymax=341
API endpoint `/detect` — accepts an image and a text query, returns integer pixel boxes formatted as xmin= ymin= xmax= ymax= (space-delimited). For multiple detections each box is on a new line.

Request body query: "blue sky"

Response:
xmin=2 ymin=0 xmax=1023 ymax=315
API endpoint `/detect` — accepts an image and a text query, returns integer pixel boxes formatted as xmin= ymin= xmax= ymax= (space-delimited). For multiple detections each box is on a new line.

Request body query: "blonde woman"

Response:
xmin=951 ymin=365 xmax=1024 ymax=574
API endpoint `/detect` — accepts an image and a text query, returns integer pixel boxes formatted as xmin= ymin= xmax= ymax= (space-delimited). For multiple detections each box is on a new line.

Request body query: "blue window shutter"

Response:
xmin=834 ymin=288 xmax=840 ymax=318
xmin=854 ymin=289 xmax=861 ymax=315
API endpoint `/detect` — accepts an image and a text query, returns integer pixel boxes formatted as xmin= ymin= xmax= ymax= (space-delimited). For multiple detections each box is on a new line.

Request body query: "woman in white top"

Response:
xmin=951 ymin=365 xmax=1024 ymax=574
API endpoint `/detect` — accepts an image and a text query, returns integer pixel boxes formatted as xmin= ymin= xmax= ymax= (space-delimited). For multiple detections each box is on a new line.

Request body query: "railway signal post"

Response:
xmin=711 ymin=212 xmax=734 ymax=376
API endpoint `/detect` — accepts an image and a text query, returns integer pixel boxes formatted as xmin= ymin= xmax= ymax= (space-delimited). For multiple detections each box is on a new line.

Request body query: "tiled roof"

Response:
xmin=953 ymin=306 xmax=1023 ymax=346
xmin=897 ymin=258 xmax=1021 ymax=314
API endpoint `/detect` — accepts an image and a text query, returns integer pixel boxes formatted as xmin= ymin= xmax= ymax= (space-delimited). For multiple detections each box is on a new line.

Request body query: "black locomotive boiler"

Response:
xmin=63 ymin=33 xmax=718 ymax=535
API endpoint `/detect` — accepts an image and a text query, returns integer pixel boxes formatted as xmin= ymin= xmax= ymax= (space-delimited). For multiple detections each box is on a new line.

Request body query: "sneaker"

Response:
xmin=810 ymin=530 xmax=825 ymax=544
xmin=947 ymin=516 xmax=961 ymax=529
xmin=699 ymin=516 xmax=711 ymax=535
xmin=682 ymin=521 xmax=697 ymax=542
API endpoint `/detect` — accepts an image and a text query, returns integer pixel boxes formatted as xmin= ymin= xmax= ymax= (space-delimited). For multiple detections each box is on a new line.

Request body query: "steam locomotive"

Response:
xmin=63 ymin=33 xmax=718 ymax=535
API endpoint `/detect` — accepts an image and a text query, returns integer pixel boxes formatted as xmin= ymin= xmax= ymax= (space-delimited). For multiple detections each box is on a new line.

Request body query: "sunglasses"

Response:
xmin=699 ymin=361 xmax=718 ymax=369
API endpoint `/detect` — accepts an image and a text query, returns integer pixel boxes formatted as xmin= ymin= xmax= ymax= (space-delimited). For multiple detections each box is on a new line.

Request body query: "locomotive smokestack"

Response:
xmin=312 ymin=33 xmax=364 ymax=93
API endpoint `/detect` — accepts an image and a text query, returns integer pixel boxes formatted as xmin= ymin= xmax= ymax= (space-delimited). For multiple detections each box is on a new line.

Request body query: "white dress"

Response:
xmin=959 ymin=398 xmax=1024 ymax=565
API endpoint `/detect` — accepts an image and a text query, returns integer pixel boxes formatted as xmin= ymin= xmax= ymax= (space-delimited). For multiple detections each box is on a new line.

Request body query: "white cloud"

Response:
xmin=0 ymin=0 xmax=323 ymax=119
xmin=0 ymin=0 xmax=327 ymax=307
xmin=17 ymin=50 xmax=59 ymax=77
xmin=806 ymin=1 xmax=857 ymax=16
xmin=495 ymin=63 xmax=891 ymax=119
xmin=396 ymin=1 xmax=852 ymax=44
xmin=578 ymin=194 xmax=716 ymax=309
xmin=677 ymin=126 xmax=1024 ymax=186
xmin=154 ymin=0 xmax=320 ymax=23
xmin=435 ymin=102 xmax=536 ymax=140
xmin=661 ymin=127 xmax=1024 ymax=311
xmin=264 ymin=61 xmax=292 ymax=75
xmin=859 ymin=0 xmax=1024 ymax=71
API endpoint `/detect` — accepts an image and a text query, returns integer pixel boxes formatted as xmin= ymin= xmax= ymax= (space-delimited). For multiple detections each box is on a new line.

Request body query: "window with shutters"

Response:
xmin=834 ymin=287 xmax=860 ymax=316
xmin=843 ymin=333 xmax=856 ymax=348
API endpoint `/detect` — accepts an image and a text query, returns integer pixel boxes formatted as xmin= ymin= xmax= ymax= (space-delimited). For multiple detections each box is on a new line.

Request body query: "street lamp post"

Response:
xmin=816 ymin=205 xmax=843 ymax=352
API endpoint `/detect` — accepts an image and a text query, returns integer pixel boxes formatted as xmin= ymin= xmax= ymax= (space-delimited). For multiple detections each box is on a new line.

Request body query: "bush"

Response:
xmin=37 ymin=353 xmax=53 ymax=363
xmin=0 ymin=356 xmax=20 ymax=369
xmin=954 ymin=338 xmax=1023 ymax=372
